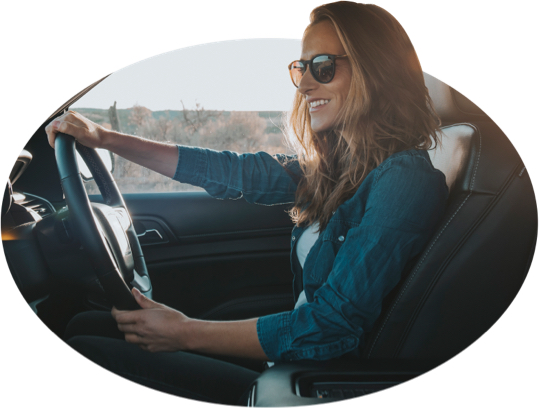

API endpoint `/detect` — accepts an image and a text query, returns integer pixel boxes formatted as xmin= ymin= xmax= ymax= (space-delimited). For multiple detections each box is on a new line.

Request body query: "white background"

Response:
xmin=1 ymin=1 xmax=537 ymax=407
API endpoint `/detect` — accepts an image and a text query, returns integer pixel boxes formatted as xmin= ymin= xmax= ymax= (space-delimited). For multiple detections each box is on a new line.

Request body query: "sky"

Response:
xmin=72 ymin=39 xmax=301 ymax=112
xmin=1 ymin=1 xmax=538 ymax=408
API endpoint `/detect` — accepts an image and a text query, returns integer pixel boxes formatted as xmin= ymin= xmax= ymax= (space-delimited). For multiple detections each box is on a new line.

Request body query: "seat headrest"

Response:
xmin=428 ymin=125 xmax=475 ymax=193
xmin=424 ymin=72 xmax=488 ymax=124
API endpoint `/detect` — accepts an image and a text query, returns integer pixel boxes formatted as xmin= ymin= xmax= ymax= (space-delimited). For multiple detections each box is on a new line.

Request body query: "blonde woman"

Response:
xmin=48 ymin=2 xmax=447 ymax=404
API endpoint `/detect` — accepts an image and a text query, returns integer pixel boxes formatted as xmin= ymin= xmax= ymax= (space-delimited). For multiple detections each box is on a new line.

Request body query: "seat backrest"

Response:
xmin=362 ymin=75 xmax=537 ymax=361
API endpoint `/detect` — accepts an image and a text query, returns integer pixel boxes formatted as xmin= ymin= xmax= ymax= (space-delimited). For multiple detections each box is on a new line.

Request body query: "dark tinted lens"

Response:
xmin=312 ymin=55 xmax=334 ymax=83
xmin=289 ymin=61 xmax=305 ymax=87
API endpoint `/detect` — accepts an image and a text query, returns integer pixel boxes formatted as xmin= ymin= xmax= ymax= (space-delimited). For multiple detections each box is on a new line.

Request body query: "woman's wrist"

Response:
xmin=178 ymin=318 xmax=268 ymax=360
xmin=179 ymin=317 xmax=201 ymax=352
xmin=99 ymin=127 xmax=121 ymax=151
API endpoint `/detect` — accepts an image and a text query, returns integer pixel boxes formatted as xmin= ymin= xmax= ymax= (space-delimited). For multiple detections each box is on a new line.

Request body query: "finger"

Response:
xmin=45 ymin=110 xmax=77 ymax=148
xmin=146 ymin=345 xmax=159 ymax=353
xmin=117 ymin=323 xmax=139 ymax=333
xmin=112 ymin=310 xmax=140 ymax=324
xmin=111 ymin=306 xmax=124 ymax=319
xmin=45 ymin=120 xmax=61 ymax=148
xmin=111 ymin=306 xmax=130 ymax=318
xmin=62 ymin=113 xmax=78 ymax=125
xmin=52 ymin=119 xmax=85 ymax=140
xmin=124 ymin=333 xmax=145 ymax=344
xmin=132 ymin=287 xmax=161 ymax=309
xmin=63 ymin=111 xmax=86 ymax=127
xmin=138 ymin=344 xmax=150 ymax=352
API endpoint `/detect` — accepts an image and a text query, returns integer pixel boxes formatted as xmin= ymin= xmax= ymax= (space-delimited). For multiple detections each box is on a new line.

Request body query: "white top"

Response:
xmin=268 ymin=222 xmax=320 ymax=367
xmin=294 ymin=222 xmax=320 ymax=309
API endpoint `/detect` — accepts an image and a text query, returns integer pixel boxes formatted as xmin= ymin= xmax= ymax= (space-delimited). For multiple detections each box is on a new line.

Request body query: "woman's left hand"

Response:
xmin=112 ymin=288 xmax=192 ymax=353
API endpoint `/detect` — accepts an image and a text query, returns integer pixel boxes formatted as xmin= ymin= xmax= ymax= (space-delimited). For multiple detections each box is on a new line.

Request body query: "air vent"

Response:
xmin=13 ymin=192 xmax=55 ymax=219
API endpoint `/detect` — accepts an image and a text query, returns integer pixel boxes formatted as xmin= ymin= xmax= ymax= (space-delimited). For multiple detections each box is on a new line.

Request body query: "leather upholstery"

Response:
xmin=362 ymin=75 xmax=537 ymax=360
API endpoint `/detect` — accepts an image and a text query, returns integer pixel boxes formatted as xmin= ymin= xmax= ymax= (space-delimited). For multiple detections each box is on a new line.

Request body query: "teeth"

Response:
xmin=309 ymin=99 xmax=330 ymax=108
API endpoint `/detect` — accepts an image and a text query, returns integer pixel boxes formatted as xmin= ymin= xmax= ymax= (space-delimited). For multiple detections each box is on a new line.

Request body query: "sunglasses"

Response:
xmin=288 ymin=54 xmax=348 ymax=88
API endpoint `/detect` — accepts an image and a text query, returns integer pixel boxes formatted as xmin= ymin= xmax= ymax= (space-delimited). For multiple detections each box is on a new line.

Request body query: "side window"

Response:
xmin=73 ymin=39 xmax=300 ymax=195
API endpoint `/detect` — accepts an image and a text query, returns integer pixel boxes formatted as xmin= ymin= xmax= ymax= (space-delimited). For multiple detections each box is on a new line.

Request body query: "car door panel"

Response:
xmin=115 ymin=192 xmax=296 ymax=319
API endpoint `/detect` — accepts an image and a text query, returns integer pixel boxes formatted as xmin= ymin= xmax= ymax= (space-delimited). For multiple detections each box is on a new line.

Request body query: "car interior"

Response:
xmin=2 ymin=71 xmax=536 ymax=406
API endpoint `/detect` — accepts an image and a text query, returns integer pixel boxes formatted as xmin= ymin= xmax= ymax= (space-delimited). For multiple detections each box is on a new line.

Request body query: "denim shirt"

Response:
xmin=174 ymin=145 xmax=448 ymax=362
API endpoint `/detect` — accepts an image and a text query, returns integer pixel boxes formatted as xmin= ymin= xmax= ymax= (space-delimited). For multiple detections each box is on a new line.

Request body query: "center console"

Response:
xmin=248 ymin=359 xmax=438 ymax=406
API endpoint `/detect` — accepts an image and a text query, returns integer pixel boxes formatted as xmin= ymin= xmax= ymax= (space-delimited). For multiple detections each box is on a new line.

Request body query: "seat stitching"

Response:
xmin=366 ymin=124 xmax=481 ymax=358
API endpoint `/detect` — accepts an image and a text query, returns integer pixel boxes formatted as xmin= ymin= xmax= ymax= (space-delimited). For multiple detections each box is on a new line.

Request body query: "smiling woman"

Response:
xmin=292 ymin=22 xmax=351 ymax=133
xmin=2 ymin=0 xmax=536 ymax=408
xmin=51 ymin=2 xmax=447 ymax=380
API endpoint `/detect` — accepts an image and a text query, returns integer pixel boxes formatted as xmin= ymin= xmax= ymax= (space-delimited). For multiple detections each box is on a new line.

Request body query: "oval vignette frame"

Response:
xmin=1 ymin=2 xmax=538 ymax=408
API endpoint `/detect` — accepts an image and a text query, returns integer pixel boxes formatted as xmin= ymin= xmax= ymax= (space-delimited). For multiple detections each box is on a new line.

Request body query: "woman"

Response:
xmin=46 ymin=1 xmax=447 ymax=404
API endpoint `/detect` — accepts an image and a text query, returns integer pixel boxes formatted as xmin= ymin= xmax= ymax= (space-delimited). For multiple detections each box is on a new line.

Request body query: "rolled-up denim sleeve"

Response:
xmin=173 ymin=145 xmax=301 ymax=205
xmin=257 ymin=154 xmax=448 ymax=361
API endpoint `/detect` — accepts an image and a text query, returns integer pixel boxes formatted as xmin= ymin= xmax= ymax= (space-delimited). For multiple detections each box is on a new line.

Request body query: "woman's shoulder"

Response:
xmin=379 ymin=148 xmax=431 ymax=167
xmin=372 ymin=148 xmax=447 ymax=191
xmin=376 ymin=148 xmax=438 ymax=176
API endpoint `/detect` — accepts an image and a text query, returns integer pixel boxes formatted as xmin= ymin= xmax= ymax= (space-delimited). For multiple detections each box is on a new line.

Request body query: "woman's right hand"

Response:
xmin=45 ymin=110 xmax=180 ymax=179
xmin=45 ymin=110 xmax=109 ymax=150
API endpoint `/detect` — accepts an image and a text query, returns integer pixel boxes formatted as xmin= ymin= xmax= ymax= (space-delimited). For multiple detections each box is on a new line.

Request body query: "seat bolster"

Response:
xmin=363 ymin=122 xmax=535 ymax=361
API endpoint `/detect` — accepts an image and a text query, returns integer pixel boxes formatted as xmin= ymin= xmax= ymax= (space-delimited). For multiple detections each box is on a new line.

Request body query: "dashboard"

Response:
xmin=2 ymin=150 xmax=103 ymax=317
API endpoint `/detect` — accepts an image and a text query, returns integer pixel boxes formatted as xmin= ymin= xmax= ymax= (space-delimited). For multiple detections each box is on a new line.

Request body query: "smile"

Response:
xmin=309 ymin=99 xmax=330 ymax=108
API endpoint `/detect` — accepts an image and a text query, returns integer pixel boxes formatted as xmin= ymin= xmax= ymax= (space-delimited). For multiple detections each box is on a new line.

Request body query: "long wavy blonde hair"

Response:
xmin=285 ymin=2 xmax=441 ymax=231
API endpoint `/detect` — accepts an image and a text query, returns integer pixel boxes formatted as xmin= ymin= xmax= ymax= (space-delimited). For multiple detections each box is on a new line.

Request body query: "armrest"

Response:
xmin=248 ymin=359 xmax=439 ymax=406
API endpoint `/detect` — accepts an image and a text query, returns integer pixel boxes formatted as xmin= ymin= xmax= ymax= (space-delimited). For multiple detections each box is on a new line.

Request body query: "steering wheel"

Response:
xmin=55 ymin=132 xmax=152 ymax=310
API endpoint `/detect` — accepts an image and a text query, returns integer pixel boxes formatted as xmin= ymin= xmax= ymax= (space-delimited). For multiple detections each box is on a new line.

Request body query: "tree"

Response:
xmin=108 ymin=102 xmax=284 ymax=194
xmin=108 ymin=101 xmax=122 ymax=132
xmin=200 ymin=111 xmax=269 ymax=153
xmin=181 ymin=101 xmax=221 ymax=134
xmin=154 ymin=112 xmax=174 ymax=141
xmin=129 ymin=104 xmax=153 ymax=134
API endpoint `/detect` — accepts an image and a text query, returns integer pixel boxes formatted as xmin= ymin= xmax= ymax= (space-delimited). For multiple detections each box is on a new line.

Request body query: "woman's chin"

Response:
xmin=310 ymin=121 xmax=330 ymax=133
xmin=310 ymin=121 xmax=337 ymax=134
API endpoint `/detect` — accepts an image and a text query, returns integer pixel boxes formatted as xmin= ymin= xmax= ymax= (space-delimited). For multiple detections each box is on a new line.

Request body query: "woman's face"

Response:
xmin=298 ymin=21 xmax=352 ymax=133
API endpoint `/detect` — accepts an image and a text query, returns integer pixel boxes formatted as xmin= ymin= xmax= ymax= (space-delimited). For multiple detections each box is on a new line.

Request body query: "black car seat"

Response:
xmin=362 ymin=73 xmax=537 ymax=360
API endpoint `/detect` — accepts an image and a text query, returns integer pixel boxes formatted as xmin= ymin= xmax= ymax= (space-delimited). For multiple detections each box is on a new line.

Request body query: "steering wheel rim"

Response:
xmin=55 ymin=132 xmax=152 ymax=310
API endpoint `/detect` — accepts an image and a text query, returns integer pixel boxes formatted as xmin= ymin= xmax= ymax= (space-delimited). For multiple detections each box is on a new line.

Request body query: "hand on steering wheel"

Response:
xmin=46 ymin=110 xmax=107 ymax=150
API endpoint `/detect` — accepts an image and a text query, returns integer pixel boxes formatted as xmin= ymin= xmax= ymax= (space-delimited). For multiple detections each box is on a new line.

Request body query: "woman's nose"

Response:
xmin=298 ymin=65 xmax=318 ymax=95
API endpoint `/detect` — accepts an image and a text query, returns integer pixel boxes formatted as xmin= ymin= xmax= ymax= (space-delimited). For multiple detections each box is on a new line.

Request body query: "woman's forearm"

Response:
xmin=186 ymin=318 xmax=269 ymax=360
xmin=102 ymin=129 xmax=179 ymax=179
xmin=46 ymin=111 xmax=180 ymax=179
xmin=113 ymin=288 xmax=269 ymax=359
